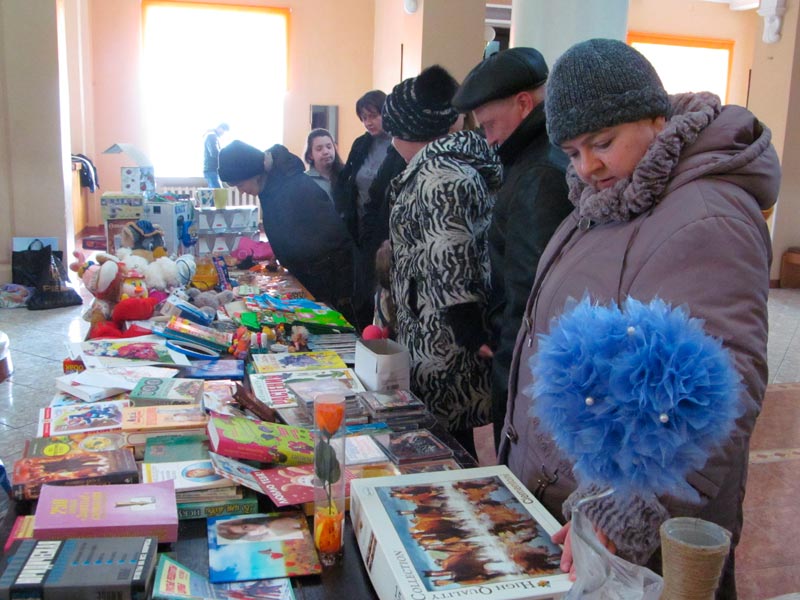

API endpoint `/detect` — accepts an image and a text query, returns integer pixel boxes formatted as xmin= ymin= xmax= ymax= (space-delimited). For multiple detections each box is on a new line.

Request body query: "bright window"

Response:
xmin=142 ymin=2 xmax=288 ymax=177
xmin=628 ymin=33 xmax=732 ymax=104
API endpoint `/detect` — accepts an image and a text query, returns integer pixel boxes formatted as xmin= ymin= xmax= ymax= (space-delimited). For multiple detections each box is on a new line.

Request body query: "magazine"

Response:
xmin=207 ymin=512 xmax=321 ymax=583
xmin=251 ymin=350 xmax=346 ymax=374
xmin=250 ymin=368 xmax=365 ymax=409
xmin=209 ymin=453 xmax=357 ymax=508
xmin=153 ymin=555 xmax=294 ymax=600
xmin=71 ymin=336 xmax=191 ymax=368
xmin=73 ymin=365 xmax=179 ymax=390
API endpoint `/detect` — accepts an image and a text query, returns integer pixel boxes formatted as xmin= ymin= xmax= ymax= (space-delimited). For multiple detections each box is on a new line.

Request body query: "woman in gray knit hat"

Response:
xmin=499 ymin=39 xmax=780 ymax=598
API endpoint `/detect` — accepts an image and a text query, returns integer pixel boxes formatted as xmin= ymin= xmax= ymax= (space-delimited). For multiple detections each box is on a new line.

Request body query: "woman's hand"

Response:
xmin=551 ymin=521 xmax=618 ymax=581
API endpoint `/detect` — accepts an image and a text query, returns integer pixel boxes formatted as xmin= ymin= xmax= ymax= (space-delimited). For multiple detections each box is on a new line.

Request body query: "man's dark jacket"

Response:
xmin=259 ymin=145 xmax=354 ymax=313
xmin=488 ymin=104 xmax=572 ymax=445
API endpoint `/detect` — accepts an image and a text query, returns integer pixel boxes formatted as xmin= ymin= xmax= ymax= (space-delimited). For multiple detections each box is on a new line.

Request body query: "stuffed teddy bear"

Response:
xmin=186 ymin=287 xmax=236 ymax=319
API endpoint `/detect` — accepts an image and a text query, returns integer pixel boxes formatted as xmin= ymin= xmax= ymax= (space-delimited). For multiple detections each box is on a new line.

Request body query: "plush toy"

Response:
xmin=116 ymin=248 xmax=186 ymax=295
xmin=186 ymin=288 xmax=236 ymax=319
xmin=71 ymin=248 xmax=186 ymax=339
xmin=119 ymin=269 xmax=148 ymax=301
xmin=111 ymin=296 xmax=159 ymax=323
xmin=229 ymin=326 xmax=252 ymax=360
xmin=120 ymin=220 xmax=167 ymax=261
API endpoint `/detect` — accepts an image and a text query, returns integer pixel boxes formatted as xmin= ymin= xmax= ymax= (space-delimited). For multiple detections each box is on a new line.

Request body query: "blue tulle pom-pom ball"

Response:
xmin=527 ymin=296 xmax=742 ymax=501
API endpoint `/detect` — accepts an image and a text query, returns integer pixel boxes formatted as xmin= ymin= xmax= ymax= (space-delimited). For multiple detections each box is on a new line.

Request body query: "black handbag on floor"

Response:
xmin=11 ymin=239 xmax=63 ymax=288
xmin=18 ymin=243 xmax=83 ymax=310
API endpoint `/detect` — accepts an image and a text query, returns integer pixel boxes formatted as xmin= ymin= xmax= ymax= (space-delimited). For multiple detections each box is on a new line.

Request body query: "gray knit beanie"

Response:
xmin=546 ymin=39 xmax=670 ymax=145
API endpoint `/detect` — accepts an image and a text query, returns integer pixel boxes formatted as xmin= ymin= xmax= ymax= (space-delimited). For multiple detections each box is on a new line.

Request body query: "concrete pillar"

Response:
xmin=0 ymin=0 xmax=73 ymax=282
xmin=510 ymin=0 xmax=629 ymax=67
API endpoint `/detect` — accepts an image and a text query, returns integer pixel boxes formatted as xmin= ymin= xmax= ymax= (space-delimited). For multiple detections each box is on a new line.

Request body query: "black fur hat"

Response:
xmin=382 ymin=65 xmax=460 ymax=142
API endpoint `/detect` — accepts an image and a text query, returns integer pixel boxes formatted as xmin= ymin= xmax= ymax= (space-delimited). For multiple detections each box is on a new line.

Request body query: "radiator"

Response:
xmin=158 ymin=186 xmax=261 ymax=212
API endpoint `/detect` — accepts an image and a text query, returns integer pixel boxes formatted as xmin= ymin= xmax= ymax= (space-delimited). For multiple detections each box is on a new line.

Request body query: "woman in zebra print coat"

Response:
xmin=382 ymin=65 xmax=503 ymax=457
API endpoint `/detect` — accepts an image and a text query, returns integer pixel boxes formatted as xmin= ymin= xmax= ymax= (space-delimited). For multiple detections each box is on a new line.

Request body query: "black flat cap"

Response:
xmin=452 ymin=47 xmax=549 ymax=111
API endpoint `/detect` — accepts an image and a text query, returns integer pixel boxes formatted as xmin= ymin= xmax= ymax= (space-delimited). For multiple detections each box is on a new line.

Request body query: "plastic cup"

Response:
xmin=213 ymin=188 xmax=228 ymax=209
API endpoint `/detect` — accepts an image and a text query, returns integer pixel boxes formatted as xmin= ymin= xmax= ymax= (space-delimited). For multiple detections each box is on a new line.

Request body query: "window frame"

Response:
xmin=627 ymin=31 xmax=734 ymax=103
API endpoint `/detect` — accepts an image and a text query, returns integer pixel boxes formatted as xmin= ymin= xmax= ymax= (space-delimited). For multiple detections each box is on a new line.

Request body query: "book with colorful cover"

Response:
xmin=176 ymin=489 xmax=259 ymax=521
xmin=24 ymin=432 xmax=127 ymax=458
xmin=290 ymin=306 xmax=355 ymax=333
xmin=251 ymin=350 xmax=346 ymax=374
xmin=121 ymin=405 xmax=208 ymax=457
xmin=141 ymin=458 xmax=234 ymax=493
xmin=206 ymin=413 xmax=314 ymax=465
xmin=373 ymin=429 xmax=454 ymax=465
xmin=153 ymin=555 xmax=294 ymax=600
xmin=0 ymin=537 xmax=158 ymax=600
xmin=54 ymin=372 xmax=127 ymax=403
xmin=209 ymin=453 xmax=356 ymax=508
xmin=144 ymin=433 xmax=210 ymax=463
xmin=178 ymin=359 xmax=245 ymax=380
xmin=33 ymin=480 xmax=179 ymax=543
xmin=202 ymin=379 xmax=238 ymax=415
xmin=158 ymin=316 xmax=233 ymax=353
xmin=121 ymin=404 xmax=208 ymax=433
xmin=36 ymin=399 xmax=130 ymax=437
xmin=207 ymin=512 xmax=321 ymax=583
xmin=250 ymin=368 xmax=365 ymax=409
xmin=72 ymin=336 xmax=191 ymax=368
xmin=129 ymin=377 xmax=205 ymax=406
xmin=48 ymin=390 xmax=89 ymax=408
xmin=73 ymin=365 xmax=179 ymax=390
xmin=11 ymin=448 xmax=139 ymax=501
xmin=350 ymin=465 xmax=570 ymax=600
xmin=3 ymin=515 xmax=35 ymax=552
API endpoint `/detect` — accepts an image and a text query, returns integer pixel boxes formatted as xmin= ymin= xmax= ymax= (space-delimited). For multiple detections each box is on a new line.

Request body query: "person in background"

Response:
xmin=303 ymin=128 xmax=343 ymax=201
xmin=202 ymin=122 xmax=230 ymax=188
xmin=382 ymin=65 xmax=503 ymax=459
xmin=452 ymin=47 xmax=572 ymax=451
xmin=218 ymin=140 xmax=355 ymax=322
xmin=499 ymin=39 xmax=779 ymax=598
xmin=334 ymin=90 xmax=395 ymax=331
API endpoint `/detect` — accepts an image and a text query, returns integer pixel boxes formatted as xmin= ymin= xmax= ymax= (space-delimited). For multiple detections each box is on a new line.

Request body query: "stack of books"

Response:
xmin=121 ymin=404 xmax=208 ymax=458
xmin=140 ymin=433 xmax=240 ymax=509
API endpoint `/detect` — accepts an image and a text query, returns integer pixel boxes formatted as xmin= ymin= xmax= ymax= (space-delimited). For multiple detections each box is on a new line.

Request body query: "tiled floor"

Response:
xmin=1 ymin=288 xmax=799 ymax=598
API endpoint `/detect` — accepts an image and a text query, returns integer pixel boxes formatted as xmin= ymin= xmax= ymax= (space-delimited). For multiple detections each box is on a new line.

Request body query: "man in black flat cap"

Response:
xmin=453 ymin=47 xmax=572 ymax=451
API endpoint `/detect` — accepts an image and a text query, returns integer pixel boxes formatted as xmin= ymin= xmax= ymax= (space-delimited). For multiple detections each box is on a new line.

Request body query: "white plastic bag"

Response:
xmin=565 ymin=505 xmax=663 ymax=600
